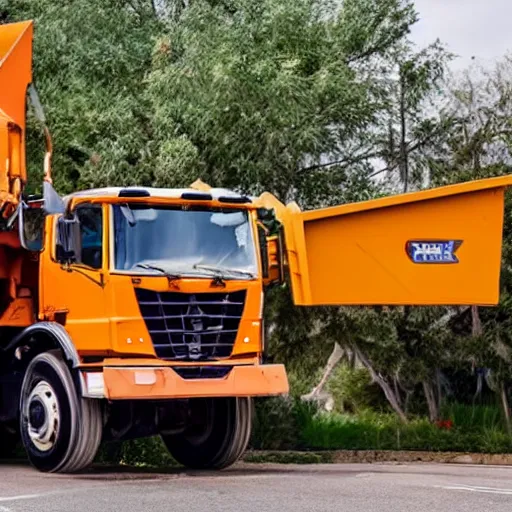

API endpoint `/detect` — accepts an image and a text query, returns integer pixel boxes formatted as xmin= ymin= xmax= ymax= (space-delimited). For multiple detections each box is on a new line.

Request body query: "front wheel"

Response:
xmin=161 ymin=397 xmax=252 ymax=470
xmin=19 ymin=351 xmax=103 ymax=473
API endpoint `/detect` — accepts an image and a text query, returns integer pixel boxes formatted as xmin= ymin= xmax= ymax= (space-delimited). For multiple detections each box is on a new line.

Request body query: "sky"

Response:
xmin=410 ymin=0 xmax=512 ymax=72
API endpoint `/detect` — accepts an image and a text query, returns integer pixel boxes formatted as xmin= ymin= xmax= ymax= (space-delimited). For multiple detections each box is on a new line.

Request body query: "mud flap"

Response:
xmin=282 ymin=176 xmax=512 ymax=306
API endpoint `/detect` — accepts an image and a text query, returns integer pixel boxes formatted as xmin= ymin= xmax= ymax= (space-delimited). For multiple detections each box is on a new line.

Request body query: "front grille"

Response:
xmin=135 ymin=288 xmax=247 ymax=361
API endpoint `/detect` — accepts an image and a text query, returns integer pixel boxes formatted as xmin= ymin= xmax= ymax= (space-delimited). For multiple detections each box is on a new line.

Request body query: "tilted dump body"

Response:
xmin=0 ymin=20 xmax=32 ymax=218
xmin=260 ymin=175 xmax=512 ymax=306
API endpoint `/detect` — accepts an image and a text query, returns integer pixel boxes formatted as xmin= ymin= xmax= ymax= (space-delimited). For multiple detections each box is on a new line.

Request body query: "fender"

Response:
xmin=8 ymin=321 xmax=80 ymax=368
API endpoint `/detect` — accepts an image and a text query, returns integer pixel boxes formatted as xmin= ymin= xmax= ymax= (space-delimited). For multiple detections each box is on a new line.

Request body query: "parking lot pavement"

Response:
xmin=0 ymin=461 xmax=512 ymax=511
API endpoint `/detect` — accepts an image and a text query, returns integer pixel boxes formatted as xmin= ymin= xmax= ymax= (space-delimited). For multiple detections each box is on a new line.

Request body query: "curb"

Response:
xmin=242 ymin=450 xmax=512 ymax=466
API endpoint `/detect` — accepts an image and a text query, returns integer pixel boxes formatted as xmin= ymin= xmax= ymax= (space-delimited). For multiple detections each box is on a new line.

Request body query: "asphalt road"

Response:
xmin=0 ymin=461 xmax=512 ymax=511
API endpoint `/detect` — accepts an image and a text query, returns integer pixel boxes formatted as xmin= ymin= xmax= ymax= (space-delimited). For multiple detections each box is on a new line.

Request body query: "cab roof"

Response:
xmin=64 ymin=185 xmax=257 ymax=206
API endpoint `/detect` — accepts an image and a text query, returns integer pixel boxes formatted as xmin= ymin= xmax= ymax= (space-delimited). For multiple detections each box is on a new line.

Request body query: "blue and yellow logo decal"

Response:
xmin=406 ymin=240 xmax=463 ymax=264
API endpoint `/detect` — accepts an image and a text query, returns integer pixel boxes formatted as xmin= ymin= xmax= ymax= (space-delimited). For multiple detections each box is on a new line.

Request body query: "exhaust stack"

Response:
xmin=0 ymin=20 xmax=33 ymax=219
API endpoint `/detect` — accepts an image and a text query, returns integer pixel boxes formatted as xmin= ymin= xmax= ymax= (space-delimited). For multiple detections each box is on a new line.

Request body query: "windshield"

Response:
xmin=112 ymin=204 xmax=258 ymax=279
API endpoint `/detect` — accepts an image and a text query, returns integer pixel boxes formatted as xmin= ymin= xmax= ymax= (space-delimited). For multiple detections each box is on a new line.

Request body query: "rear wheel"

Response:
xmin=161 ymin=397 xmax=252 ymax=470
xmin=19 ymin=351 xmax=102 ymax=473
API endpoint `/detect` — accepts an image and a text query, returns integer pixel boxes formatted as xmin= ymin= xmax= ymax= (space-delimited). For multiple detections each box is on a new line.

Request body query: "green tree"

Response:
xmin=145 ymin=0 xmax=417 ymax=205
xmin=429 ymin=57 xmax=512 ymax=429
xmin=375 ymin=42 xmax=453 ymax=193
xmin=5 ymin=0 xmax=417 ymax=207
xmin=5 ymin=0 xmax=163 ymax=193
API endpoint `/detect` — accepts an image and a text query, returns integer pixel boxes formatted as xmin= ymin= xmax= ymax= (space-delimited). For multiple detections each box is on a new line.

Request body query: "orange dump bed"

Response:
xmin=273 ymin=176 xmax=512 ymax=306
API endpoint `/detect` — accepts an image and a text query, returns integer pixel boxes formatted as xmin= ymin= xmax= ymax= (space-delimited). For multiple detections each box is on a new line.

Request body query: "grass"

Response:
xmin=441 ymin=402 xmax=504 ymax=432
xmin=251 ymin=397 xmax=512 ymax=454
xmin=297 ymin=405 xmax=512 ymax=454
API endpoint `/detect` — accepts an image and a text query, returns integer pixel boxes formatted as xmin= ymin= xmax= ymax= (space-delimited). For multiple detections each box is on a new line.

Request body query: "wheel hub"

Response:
xmin=29 ymin=400 xmax=46 ymax=429
xmin=26 ymin=381 xmax=60 ymax=452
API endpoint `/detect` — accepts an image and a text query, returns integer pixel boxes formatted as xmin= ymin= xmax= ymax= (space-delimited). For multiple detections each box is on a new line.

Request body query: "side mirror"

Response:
xmin=266 ymin=233 xmax=284 ymax=284
xmin=258 ymin=224 xmax=284 ymax=287
xmin=43 ymin=181 xmax=65 ymax=215
xmin=19 ymin=202 xmax=46 ymax=252
xmin=257 ymin=208 xmax=285 ymax=287
xmin=56 ymin=215 xmax=82 ymax=264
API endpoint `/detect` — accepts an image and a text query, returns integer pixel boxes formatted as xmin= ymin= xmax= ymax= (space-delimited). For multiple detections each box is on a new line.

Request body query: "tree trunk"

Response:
xmin=423 ymin=380 xmax=440 ymax=422
xmin=393 ymin=377 xmax=402 ymax=407
xmin=431 ymin=306 xmax=470 ymax=330
xmin=500 ymin=381 xmax=512 ymax=435
xmin=471 ymin=305 xmax=483 ymax=337
xmin=436 ymin=369 xmax=443 ymax=408
xmin=301 ymin=342 xmax=344 ymax=411
xmin=403 ymin=389 xmax=413 ymax=415
xmin=399 ymin=75 xmax=409 ymax=193
xmin=354 ymin=346 xmax=408 ymax=423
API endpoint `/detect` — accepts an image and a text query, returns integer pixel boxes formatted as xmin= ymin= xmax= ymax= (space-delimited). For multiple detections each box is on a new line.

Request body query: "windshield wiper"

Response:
xmin=191 ymin=264 xmax=226 ymax=288
xmin=134 ymin=263 xmax=182 ymax=288
xmin=193 ymin=264 xmax=255 ymax=280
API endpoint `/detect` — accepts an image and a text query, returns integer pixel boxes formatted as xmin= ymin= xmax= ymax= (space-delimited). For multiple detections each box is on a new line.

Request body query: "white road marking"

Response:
xmin=0 ymin=506 xmax=12 ymax=512
xmin=0 ymin=494 xmax=46 ymax=503
xmin=439 ymin=483 xmax=512 ymax=495
xmin=443 ymin=483 xmax=512 ymax=492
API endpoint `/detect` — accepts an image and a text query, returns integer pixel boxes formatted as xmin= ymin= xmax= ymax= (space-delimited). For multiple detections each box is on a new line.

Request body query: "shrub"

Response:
xmin=326 ymin=364 xmax=385 ymax=413
xmin=250 ymin=396 xmax=317 ymax=450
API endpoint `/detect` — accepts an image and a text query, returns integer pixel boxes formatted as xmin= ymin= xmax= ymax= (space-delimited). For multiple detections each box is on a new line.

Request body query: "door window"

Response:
xmin=75 ymin=205 xmax=103 ymax=269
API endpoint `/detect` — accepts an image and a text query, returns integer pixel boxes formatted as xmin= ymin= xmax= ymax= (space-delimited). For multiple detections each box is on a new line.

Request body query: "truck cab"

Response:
xmin=40 ymin=186 xmax=273 ymax=364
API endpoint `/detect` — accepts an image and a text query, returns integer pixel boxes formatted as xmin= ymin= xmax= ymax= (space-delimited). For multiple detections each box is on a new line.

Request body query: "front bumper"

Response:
xmin=81 ymin=364 xmax=289 ymax=400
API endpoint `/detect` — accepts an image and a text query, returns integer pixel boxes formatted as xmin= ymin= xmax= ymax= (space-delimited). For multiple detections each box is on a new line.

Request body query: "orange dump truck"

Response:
xmin=1 ymin=20 xmax=512 ymax=473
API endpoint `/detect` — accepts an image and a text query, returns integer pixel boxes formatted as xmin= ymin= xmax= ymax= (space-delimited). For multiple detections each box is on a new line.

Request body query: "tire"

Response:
xmin=19 ymin=351 xmax=102 ymax=473
xmin=161 ymin=397 xmax=252 ymax=470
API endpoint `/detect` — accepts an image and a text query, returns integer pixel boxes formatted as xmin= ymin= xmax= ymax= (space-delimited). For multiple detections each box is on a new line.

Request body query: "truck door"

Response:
xmin=39 ymin=203 xmax=109 ymax=353
xmin=278 ymin=175 xmax=512 ymax=306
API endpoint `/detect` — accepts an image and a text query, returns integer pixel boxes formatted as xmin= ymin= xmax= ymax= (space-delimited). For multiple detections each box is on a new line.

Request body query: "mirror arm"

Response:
xmin=17 ymin=202 xmax=25 ymax=249
xmin=60 ymin=263 xmax=105 ymax=289
xmin=28 ymin=85 xmax=65 ymax=215
xmin=10 ymin=202 xmax=22 ymax=231
xmin=43 ymin=125 xmax=53 ymax=184
xmin=28 ymin=84 xmax=53 ymax=184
